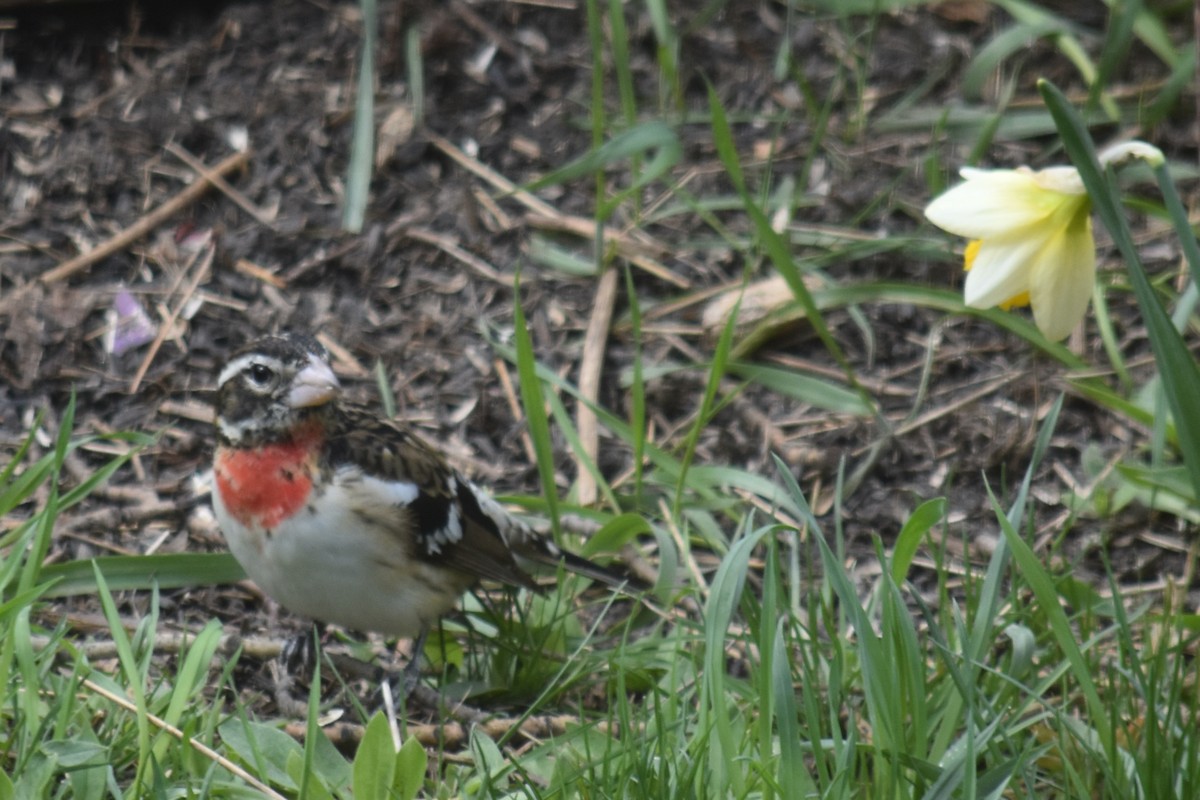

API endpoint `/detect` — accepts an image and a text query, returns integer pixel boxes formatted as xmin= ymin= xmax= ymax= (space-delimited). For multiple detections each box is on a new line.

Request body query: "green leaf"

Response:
xmin=728 ymin=361 xmax=870 ymax=414
xmin=342 ymin=0 xmax=377 ymax=232
xmin=394 ymin=735 xmax=428 ymax=800
xmin=40 ymin=740 xmax=110 ymax=768
xmin=1040 ymin=79 xmax=1200 ymax=504
xmin=39 ymin=553 xmax=246 ymax=598
xmin=581 ymin=512 xmax=653 ymax=558
xmin=512 ymin=275 xmax=561 ymax=538
xmin=353 ymin=712 xmax=397 ymax=800
xmin=891 ymin=498 xmax=946 ymax=584
xmin=525 ymin=121 xmax=681 ymax=219
xmin=707 ymin=83 xmax=868 ymax=408
xmin=219 ymin=718 xmax=304 ymax=790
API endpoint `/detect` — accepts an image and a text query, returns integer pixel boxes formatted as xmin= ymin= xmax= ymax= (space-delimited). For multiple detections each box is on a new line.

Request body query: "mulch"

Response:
xmin=2 ymin=0 xmax=1196 ymax=718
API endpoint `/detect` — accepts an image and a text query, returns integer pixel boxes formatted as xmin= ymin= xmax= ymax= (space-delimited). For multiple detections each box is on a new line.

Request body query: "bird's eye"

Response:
xmin=247 ymin=363 xmax=275 ymax=386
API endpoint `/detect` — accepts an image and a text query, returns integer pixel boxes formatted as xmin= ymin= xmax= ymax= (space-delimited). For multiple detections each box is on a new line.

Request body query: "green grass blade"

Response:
xmin=39 ymin=554 xmax=246 ymax=598
xmin=342 ymin=0 xmax=376 ymax=233
xmin=707 ymin=84 xmax=872 ymax=410
xmin=91 ymin=561 xmax=151 ymax=792
xmin=1154 ymin=161 xmax=1200 ymax=290
xmin=525 ymin=121 xmax=681 ymax=220
xmin=623 ymin=264 xmax=647 ymax=505
xmin=512 ymin=275 xmax=561 ymax=538
xmin=1040 ymin=79 xmax=1200 ymax=503
xmin=672 ymin=291 xmax=738 ymax=518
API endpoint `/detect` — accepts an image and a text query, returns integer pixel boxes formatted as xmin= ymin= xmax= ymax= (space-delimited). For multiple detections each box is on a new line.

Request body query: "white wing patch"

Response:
xmin=334 ymin=467 xmax=464 ymax=555
xmin=357 ymin=473 xmax=420 ymax=506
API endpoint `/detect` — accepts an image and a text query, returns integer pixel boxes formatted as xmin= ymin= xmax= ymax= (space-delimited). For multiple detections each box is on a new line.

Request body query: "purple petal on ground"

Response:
xmin=108 ymin=289 xmax=158 ymax=355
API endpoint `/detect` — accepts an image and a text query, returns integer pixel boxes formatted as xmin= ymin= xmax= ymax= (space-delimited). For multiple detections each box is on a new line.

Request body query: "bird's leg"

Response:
xmin=379 ymin=628 xmax=444 ymax=712
xmin=397 ymin=627 xmax=428 ymax=698
xmin=270 ymin=623 xmax=325 ymax=716
xmin=279 ymin=621 xmax=326 ymax=680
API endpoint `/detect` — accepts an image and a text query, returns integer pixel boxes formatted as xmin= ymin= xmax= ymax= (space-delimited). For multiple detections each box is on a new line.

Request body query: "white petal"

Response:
xmin=926 ymin=169 xmax=1069 ymax=238
xmin=962 ymin=235 xmax=1042 ymax=309
xmin=1028 ymin=219 xmax=1096 ymax=341
xmin=1029 ymin=166 xmax=1086 ymax=195
xmin=1098 ymin=141 xmax=1165 ymax=169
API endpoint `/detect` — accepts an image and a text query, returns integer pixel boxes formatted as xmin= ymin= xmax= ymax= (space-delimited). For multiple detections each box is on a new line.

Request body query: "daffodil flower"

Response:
xmin=925 ymin=141 xmax=1164 ymax=341
xmin=926 ymin=165 xmax=1092 ymax=340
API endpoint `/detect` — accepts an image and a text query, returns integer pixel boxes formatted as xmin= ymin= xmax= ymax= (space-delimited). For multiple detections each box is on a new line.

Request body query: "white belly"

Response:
xmin=212 ymin=477 xmax=467 ymax=637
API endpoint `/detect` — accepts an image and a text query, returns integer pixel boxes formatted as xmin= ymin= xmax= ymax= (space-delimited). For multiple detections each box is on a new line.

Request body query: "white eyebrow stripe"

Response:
xmin=218 ymin=354 xmax=283 ymax=388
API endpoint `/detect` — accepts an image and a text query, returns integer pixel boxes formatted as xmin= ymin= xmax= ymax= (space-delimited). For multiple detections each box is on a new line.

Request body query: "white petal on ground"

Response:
xmin=925 ymin=168 xmax=1073 ymax=238
xmin=1028 ymin=218 xmax=1096 ymax=341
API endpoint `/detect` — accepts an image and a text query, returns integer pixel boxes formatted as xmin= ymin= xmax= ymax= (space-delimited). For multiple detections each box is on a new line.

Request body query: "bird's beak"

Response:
xmin=288 ymin=355 xmax=341 ymax=408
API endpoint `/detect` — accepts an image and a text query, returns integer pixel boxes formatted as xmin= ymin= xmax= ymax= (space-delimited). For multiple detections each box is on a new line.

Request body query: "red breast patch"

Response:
xmin=215 ymin=434 xmax=318 ymax=530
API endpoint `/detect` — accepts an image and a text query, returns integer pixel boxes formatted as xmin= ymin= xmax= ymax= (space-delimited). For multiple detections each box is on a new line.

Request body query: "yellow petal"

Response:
xmin=998 ymin=291 xmax=1031 ymax=310
xmin=963 ymin=240 xmax=982 ymax=272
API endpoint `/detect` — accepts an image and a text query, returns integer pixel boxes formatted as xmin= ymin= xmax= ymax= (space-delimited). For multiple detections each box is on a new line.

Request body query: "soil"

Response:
xmin=1 ymin=0 xmax=1196 ymax=717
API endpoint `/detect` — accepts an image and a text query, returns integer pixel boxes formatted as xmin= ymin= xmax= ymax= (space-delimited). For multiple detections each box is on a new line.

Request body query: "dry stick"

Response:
xmin=285 ymin=713 xmax=628 ymax=750
xmin=448 ymin=0 xmax=522 ymax=59
xmin=79 ymin=676 xmax=287 ymax=800
xmin=165 ymin=143 xmax=274 ymax=228
xmin=524 ymin=212 xmax=687 ymax=289
xmin=40 ymin=149 xmax=250 ymax=284
xmin=427 ymin=131 xmax=556 ymax=217
xmin=404 ymin=226 xmax=509 ymax=284
xmin=658 ymin=496 xmax=709 ymax=597
xmin=494 ymin=358 xmax=539 ymax=466
xmin=129 ymin=243 xmax=215 ymax=393
xmin=426 ymin=132 xmax=688 ymax=288
xmin=575 ymin=267 xmax=618 ymax=507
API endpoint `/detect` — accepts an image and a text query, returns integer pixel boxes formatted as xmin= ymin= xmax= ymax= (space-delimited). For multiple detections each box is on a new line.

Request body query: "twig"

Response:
xmin=427 ymin=131 xmax=556 ymax=217
xmin=427 ymin=132 xmax=688 ymax=286
xmin=129 ymin=242 xmax=215 ymax=393
xmin=31 ymin=631 xmax=284 ymax=662
xmin=78 ymin=676 xmax=287 ymax=799
xmin=659 ymin=497 xmax=709 ymax=600
xmin=285 ymin=712 xmax=631 ymax=750
xmin=494 ymin=358 xmax=539 ymax=465
xmin=575 ymin=267 xmax=618 ymax=506
xmin=448 ymin=0 xmax=522 ymax=59
xmin=41 ymin=149 xmax=249 ymax=284
xmin=165 ymin=142 xmax=273 ymax=228
xmin=403 ymin=227 xmax=510 ymax=284
xmin=525 ymin=212 xmax=686 ymax=288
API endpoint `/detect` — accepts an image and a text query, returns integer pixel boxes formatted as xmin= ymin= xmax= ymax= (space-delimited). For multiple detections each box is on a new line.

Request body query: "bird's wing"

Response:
xmin=325 ymin=405 xmax=541 ymax=590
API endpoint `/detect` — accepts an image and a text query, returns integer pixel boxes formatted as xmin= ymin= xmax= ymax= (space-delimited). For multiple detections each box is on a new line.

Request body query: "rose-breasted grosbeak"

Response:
xmin=212 ymin=333 xmax=632 ymax=639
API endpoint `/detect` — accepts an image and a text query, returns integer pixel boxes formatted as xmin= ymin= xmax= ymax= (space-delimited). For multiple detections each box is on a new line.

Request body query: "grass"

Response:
xmin=4 ymin=0 xmax=1200 ymax=797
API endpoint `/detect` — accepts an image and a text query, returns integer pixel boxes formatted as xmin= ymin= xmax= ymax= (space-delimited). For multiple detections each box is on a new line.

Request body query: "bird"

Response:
xmin=210 ymin=332 xmax=638 ymax=643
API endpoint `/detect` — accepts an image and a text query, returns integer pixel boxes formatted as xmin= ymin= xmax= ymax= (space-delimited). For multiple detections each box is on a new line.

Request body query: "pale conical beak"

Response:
xmin=287 ymin=355 xmax=341 ymax=408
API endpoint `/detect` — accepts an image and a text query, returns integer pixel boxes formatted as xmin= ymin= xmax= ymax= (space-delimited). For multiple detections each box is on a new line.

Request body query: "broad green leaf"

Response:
xmin=353 ymin=713 xmax=397 ymax=800
xmin=39 ymin=553 xmax=246 ymax=598
xmin=393 ymin=735 xmax=428 ymax=800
